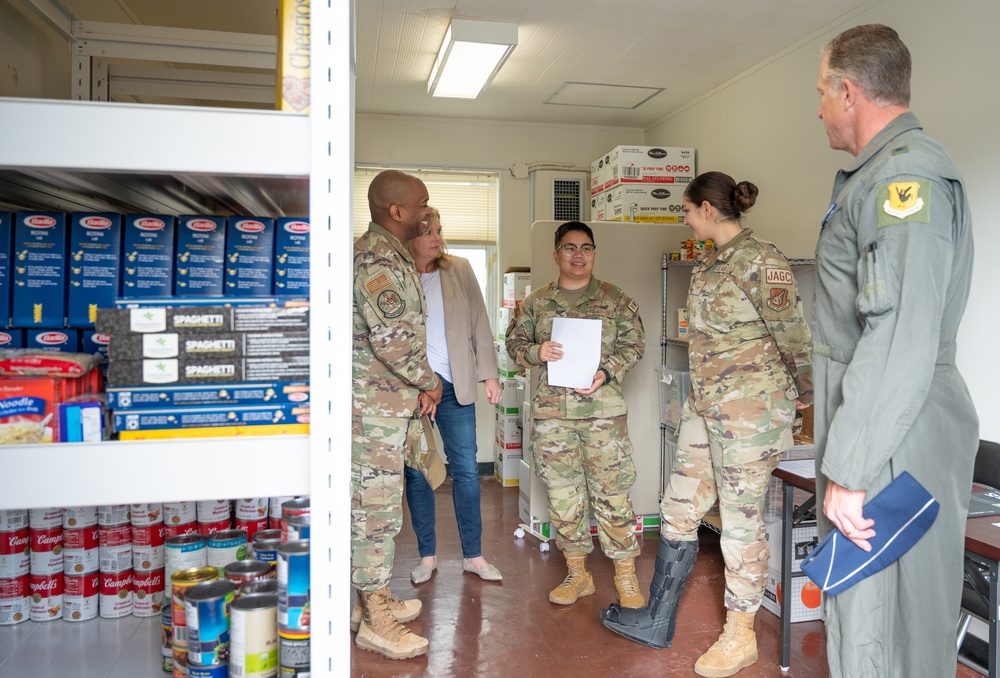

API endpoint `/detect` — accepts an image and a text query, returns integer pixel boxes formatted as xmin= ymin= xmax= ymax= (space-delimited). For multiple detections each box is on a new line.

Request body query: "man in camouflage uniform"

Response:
xmin=505 ymin=221 xmax=646 ymax=609
xmin=352 ymin=170 xmax=442 ymax=660
xmin=602 ymin=172 xmax=811 ymax=678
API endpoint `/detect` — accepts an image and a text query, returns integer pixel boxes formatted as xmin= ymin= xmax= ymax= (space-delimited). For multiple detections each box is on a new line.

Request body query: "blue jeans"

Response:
xmin=404 ymin=376 xmax=483 ymax=559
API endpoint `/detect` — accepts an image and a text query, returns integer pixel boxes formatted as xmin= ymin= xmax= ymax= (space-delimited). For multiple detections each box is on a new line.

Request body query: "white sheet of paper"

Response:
xmin=547 ymin=317 xmax=602 ymax=389
xmin=777 ymin=459 xmax=817 ymax=479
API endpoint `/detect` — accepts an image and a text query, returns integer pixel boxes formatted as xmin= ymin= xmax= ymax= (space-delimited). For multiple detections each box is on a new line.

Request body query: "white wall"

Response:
xmin=645 ymin=0 xmax=1000 ymax=442
xmin=0 ymin=2 xmax=70 ymax=98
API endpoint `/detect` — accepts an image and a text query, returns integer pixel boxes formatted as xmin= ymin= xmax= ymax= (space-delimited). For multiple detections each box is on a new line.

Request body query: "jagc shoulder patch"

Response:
xmin=765 ymin=267 xmax=793 ymax=286
xmin=766 ymin=287 xmax=790 ymax=312
xmin=878 ymin=180 xmax=930 ymax=227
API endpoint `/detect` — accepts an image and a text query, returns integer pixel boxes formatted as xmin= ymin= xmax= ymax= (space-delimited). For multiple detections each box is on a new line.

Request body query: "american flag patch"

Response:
xmin=364 ymin=272 xmax=392 ymax=296
xmin=627 ymin=299 xmax=638 ymax=314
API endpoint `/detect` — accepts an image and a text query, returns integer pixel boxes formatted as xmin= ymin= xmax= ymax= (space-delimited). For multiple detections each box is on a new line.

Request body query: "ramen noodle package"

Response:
xmin=0 ymin=378 xmax=61 ymax=444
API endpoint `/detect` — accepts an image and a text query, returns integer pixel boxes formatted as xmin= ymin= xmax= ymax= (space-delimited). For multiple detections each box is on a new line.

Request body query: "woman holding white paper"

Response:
xmin=505 ymin=221 xmax=647 ymax=610
xmin=602 ymin=172 xmax=812 ymax=678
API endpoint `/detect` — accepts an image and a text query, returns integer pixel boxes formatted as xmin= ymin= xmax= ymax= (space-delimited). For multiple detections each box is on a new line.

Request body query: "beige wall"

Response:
xmin=645 ymin=0 xmax=1000 ymax=441
xmin=0 ymin=2 xmax=70 ymax=99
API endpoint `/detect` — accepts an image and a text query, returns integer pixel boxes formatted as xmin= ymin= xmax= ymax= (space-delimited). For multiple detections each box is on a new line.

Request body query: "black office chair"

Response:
xmin=957 ymin=439 xmax=1000 ymax=672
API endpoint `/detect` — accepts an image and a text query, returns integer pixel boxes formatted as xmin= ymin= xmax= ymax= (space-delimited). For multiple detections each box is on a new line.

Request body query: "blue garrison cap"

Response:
xmin=800 ymin=471 xmax=939 ymax=596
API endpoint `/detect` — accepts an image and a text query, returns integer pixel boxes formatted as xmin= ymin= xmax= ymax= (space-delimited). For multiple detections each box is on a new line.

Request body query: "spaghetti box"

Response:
xmin=108 ymin=331 xmax=310 ymax=360
xmin=67 ymin=213 xmax=123 ymax=327
xmin=225 ymin=217 xmax=276 ymax=297
xmin=81 ymin=331 xmax=110 ymax=361
xmin=0 ymin=213 xmax=11 ymax=328
xmin=122 ymin=215 xmax=176 ymax=297
xmin=274 ymin=218 xmax=310 ymax=297
xmin=113 ymin=402 xmax=310 ymax=432
xmin=26 ymin=329 xmax=81 ymax=353
xmin=175 ymin=216 xmax=225 ymax=296
xmin=106 ymin=354 xmax=310 ymax=386
xmin=57 ymin=401 xmax=103 ymax=442
xmin=96 ymin=305 xmax=309 ymax=335
xmin=0 ymin=330 xmax=24 ymax=348
xmin=12 ymin=212 xmax=68 ymax=327
xmin=105 ymin=381 xmax=310 ymax=409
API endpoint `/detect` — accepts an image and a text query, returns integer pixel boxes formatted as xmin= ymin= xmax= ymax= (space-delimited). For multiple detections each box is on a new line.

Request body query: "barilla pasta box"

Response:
xmin=105 ymin=381 xmax=309 ymax=410
xmin=122 ymin=215 xmax=176 ymax=298
xmin=12 ymin=212 xmax=68 ymax=327
xmin=0 ymin=377 xmax=60 ymax=444
xmin=113 ymin=403 xmax=310 ymax=432
xmin=81 ymin=331 xmax=110 ymax=362
xmin=26 ymin=329 xmax=81 ymax=353
xmin=67 ymin=213 xmax=123 ymax=328
xmin=175 ymin=216 xmax=225 ymax=296
xmin=225 ymin=217 xmax=276 ymax=297
xmin=0 ymin=213 xmax=12 ymax=328
xmin=274 ymin=218 xmax=310 ymax=297
xmin=0 ymin=330 xmax=24 ymax=348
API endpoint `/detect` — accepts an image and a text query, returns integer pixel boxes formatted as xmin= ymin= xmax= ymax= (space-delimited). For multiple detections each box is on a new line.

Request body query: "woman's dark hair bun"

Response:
xmin=732 ymin=181 xmax=759 ymax=214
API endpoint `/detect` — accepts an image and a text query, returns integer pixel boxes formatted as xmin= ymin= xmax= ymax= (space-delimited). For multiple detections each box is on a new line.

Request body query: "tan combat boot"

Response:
xmin=350 ymin=588 xmax=422 ymax=632
xmin=354 ymin=586 xmax=429 ymax=659
xmin=694 ymin=610 xmax=758 ymax=677
xmin=549 ymin=551 xmax=596 ymax=605
xmin=613 ymin=556 xmax=645 ymax=608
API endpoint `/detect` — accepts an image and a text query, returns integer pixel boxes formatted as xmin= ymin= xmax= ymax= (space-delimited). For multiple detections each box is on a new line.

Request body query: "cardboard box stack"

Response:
xmin=494 ymin=269 xmax=530 ymax=486
xmin=590 ymin=146 xmax=696 ymax=223
xmin=762 ymin=518 xmax=822 ymax=622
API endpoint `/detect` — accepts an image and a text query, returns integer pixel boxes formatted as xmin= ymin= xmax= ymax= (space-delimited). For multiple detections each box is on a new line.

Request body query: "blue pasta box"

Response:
xmin=105 ymin=381 xmax=310 ymax=409
xmin=0 ymin=213 xmax=11 ymax=328
xmin=274 ymin=217 xmax=310 ymax=297
xmin=176 ymin=216 xmax=225 ymax=296
xmin=122 ymin=215 xmax=176 ymax=298
xmin=12 ymin=212 xmax=68 ymax=327
xmin=112 ymin=402 xmax=310 ymax=432
xmin=0 ymin=329 xmax=24 ymax=348
xmin=68 ymin=213 xmax=123 ymax=327
xmin=225 ymin=217 xmax=276 ymax=296
xmin=26 ymin=329 xmax=81 ymax=352
xmin=81 ymin=330 xmax=111 ymax=361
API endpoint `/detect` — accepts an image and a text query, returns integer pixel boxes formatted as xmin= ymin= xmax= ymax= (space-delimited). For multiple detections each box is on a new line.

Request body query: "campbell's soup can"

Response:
xmin=225 ymin=559 xmax=273 ymax=592
xmin=63 ymin=506 xmax=98 ymax=528
xmin=0 ymin=528 xmax=30 ymax=579
xmin=277 ymin=541 xmax=309 ymax=629
xmin=279 ymin=499 xmax=309 ymax=544
xmin=164 ymin=502 xmax=197 ymax=526
xmin=197 ymin=500 xmax=231 ymax=524
xmin=207 ymin=530 xmax=248 ymax=574
xmin=100 ymin=543 xmax=133 ymax=574
xmin=99 ymin=569 xmax=133 ymax=619
xmin=185 ymin=579 xmax=236 ymax=667
xmin=165 ymin=534 xmax=207 ymax=601
xmin=99 ymin=523 xmax=132 ymax=547
xmin=252 ymin=530 xmax=282 ymax=568
xmin=0 ymin=510 xmax=28 ymax=532
xmin=29 ymin=527 xmax=64 ymax=575
xmin=64 ymin=524 xmax=100 ymax=574
xmin=278 ymin=626 xmax=310 ymax=675
xmin=29 ymin=572 xmax=63 ymax=621
xmin=133 ymin=523 xmax=167 ymax=571
xmin=0 ymin=575 xmax=29 ymax=625
xmin=269 ymin=497 xmax=295 ymax=522
xmin=197 ymin=519 xmax=231 ymax=536
xmin=97 ymin=504 xmax=131 ymax=527
xmin=28 ymin=507 xmax=63 ymax=529
xmin=64 ymin=570 xmax=100 ymax=622
xmin=164 ymin=521 xmax=199 ymax=539
xmin=133 ymin=567 xmax=166 ymax=618
xmin=171 ymin=566 xmax=219 ymax=642
xmin=234 ymin=517 xmax=269 ymax=540
xmin=231 ymin=593 xmax=279 ymax=677
xmin=130 ymin=503 xmax=164 ymax=526
xmin=285 ymin=515 xmax=310 ymax=543
xmin=235 ymin=498 xmax=269 ymax=522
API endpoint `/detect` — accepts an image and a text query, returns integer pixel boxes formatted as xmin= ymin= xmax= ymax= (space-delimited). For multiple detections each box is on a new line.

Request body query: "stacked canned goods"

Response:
xmin=278 ymin=537 xmax=310 ymax=676
xmin=63 ymin=506 xmax=99 ymax=622
xmin=98 ymin=504 xmax=133 ymax=619
xmin=164 ymin=502 xmax=198 ymax=538
xmin=251 ymin=529 xmax=282 ymax=571
xmin=131 ymin=503 xmax=166 ymax=619
xmin=185 ymin=578 xmax=236 ymax=677
xmin=164 ymin=533 xmax=208 ymax=674
xmin=268 ymin=497 xmax=296 ymax=531
xmin=197 ymin=500 xmax=232 ymax=535
xmin=0 ymin=509 xmax=30 ymax=625
xmin=29 ymin=507 xmax=63 ymax=622
xmin=170 ymin=566 xmax=218 ymax=678
xmin=234 ymin=498 xmax=270 ymax=538
xmin=280 ymin=498 xmax=310 ymax=544
xmin=207 ymin=530 xmax=247 ymax=577
xmin=225 ymin=559 xmax=274 ymax=594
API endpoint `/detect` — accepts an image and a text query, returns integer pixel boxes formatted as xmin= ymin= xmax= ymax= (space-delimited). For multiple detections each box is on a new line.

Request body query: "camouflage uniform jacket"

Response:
xmin=506 ymin=276 xmax=644 ymax=420
xmin=353 ymin=222 xmax=439 ymax=418
xmin=687 ymin=228 xmax=812 ymax=411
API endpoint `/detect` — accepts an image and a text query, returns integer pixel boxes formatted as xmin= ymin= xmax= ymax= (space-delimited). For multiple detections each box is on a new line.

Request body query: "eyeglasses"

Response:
xmin=557 ymin=244 xmax=596 ymax=256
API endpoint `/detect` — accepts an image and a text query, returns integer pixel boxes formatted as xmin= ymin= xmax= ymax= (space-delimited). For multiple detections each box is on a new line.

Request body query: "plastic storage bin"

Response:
xmin=657 ymin=366 xmax=690 ymax=431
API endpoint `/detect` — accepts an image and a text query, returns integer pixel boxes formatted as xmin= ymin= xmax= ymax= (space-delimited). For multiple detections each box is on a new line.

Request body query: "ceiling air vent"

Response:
xmin=552 ymin=179 xmax=582 ymax=221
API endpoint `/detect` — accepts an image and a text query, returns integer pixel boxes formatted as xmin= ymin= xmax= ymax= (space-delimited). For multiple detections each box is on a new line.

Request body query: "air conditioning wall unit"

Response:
xmin=528 ymin=169 xmax=590 ymax=223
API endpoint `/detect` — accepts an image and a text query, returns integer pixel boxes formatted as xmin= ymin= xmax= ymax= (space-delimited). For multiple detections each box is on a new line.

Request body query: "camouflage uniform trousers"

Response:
xmin=659 ymin=390 xmax=795 ymax=611
xmin=351 ymin=415 xmax=408 ymax=592
xmin=532 ymin=415 xmax=640 ymax=559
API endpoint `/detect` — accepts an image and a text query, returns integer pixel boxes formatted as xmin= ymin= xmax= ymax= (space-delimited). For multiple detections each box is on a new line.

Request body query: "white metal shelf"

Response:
xmin=0 ymin=435 xmax=310 ymax=509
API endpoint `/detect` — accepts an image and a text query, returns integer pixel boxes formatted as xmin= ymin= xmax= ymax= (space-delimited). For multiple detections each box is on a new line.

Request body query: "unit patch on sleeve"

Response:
xmin=377 ymin=289 xmax=405 ymax=318
xmin=878 ymin=180 xmax=930 ymax=226
xmin=766 ymin=287 xmax=790 ymax=312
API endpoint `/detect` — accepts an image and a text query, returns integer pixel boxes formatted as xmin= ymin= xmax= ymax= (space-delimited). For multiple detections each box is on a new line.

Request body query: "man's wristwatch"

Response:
xmin=599 ymin=368 xmax=612 ymax=384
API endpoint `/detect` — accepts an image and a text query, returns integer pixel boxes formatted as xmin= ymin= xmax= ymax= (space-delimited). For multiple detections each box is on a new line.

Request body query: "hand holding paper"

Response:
xmin=547 ymin=317 xmax=602 ymax=389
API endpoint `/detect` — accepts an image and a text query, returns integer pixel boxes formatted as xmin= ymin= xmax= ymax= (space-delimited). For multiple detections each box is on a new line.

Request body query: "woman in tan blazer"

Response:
xmin=405 ymin=208 xmax=504 ymax=583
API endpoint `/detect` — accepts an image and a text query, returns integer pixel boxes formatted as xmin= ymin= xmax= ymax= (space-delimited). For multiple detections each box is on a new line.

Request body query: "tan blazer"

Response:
xmin=439 ymin=257 xmax=498 ymax=406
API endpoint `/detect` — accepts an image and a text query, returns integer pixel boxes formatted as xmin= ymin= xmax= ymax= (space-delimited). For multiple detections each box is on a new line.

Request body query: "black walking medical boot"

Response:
xmin=600 ymin=536 xmax=698 ymax=649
